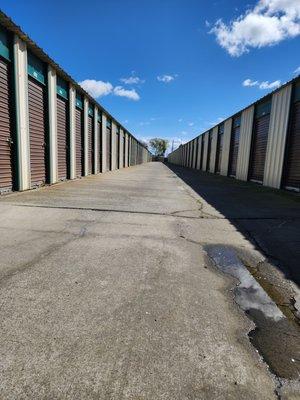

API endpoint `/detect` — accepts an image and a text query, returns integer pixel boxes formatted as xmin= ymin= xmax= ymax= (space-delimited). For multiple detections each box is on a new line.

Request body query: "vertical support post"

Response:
xmin=69 ymin=84 xmax=76 ymax=179
xmin=83 ymin=97 xmax=88 ymax=176
xmin=13 ymin=35 xmax=30 ymax=191
xmin=47 ymin=65 xmax=58 ymax=184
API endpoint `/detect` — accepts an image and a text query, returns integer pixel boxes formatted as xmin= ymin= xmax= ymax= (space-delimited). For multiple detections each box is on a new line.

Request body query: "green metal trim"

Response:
xmin=97 ymin=113 xmax=101 ymax=122
xmin=56 ymin=76 xmax=68 ymax=100
xmin=27 ymin=52 xmax=45 ymax=84
xmin=106 ymin=119 xmax=112 ymax=129
xmin=88 ymin=106 xmax=94 ymax=117
xmin=75 ymin=93 xmax=83 ymax=109
xmin=0 ymin=26 xmax=10 ymax=61
xmin=256 ymin=100 xmax=271 ymax=118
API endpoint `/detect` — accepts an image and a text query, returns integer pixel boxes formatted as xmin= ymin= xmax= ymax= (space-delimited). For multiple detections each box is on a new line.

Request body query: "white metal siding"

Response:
xmin=209 ymin=126 xmax=218 ymax=173
xmin=220 ymin=118 xmax=232 ymax=176
xmin=263 ymin=84 xmax=292 ymax=189
xmin=236 ymin=106 xmax=254 ymax=181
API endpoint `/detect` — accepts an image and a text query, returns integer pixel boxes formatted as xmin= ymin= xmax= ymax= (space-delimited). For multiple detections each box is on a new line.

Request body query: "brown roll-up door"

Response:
xmin=200 ymin=136 xmax=204 ymax=169
xmin=249 ymin=113 xmax=270 ymax=183
xmin=228 ymin=121 xmax=240 ymax=177
xmin=216 ymin=126 xmax=224 ymax=174
xmin=88 ymin=115 xmax=93 ymax=174
xmin=106 ymin=127 xmax=111 ymax=171
xmin=283 ymin=101 xmax=300 ymax=190
xmin=56 ymin=96 xmax=68 ymax=180
xmin=206 ymin=132 xmax=211 ymax=171
xmin=116 ymin=132 xmax=119 ymax=169
xmin=0 ymin=58 xmax=13 ymax=193
xmin=123 ymin=135 xmax=126 ymax=168
xmin=75 ymin=108 xmax=83 ymax=177
xmin=28 ymin=77 xmax=47 ymax=187
xmin=98 ymin=121 xmax=102 ymax=173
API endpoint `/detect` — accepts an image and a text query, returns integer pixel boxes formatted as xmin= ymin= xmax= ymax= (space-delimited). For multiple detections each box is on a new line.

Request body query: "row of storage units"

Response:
xmin=168 ymin=77 xmax=300 ymax=192
xmin=0 ymin=15 xmax=151 ymax=195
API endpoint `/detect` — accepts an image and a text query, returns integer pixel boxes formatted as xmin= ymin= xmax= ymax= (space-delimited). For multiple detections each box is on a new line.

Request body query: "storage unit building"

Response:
xmin=168 ymin=76 xmax=300 ymax=193
xmin=0 ymin=27 xmax=14 ymax=193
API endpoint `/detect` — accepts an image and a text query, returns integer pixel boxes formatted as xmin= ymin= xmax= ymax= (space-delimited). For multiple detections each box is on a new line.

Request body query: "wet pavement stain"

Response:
xmin=205 ymin=245 xmax=300 ymax=380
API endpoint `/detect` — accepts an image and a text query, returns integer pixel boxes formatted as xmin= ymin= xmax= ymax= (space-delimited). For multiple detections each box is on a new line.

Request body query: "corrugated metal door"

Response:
xmin=98 ymin=117 xmax=102 ymax=173
xmin=75 ymin=95 xmax=83 ymax=177
xmin=200 ymin=136 xmax=204 ymax=169
xmin=283 ymin=86 xmax=300 ymax=191
xmin=28 ymin=76 xmax=47 ymax=187
xmin=75 ymin=107 xmax=83 ymax=177
xmin=123 ymin=134 xmax=126 ymax=167
xmin=206 ymin=131 xmax=212 ymax=171
xmin=116 ymin=130 xmax=119 ymax=169
xmin=88 ymin=114 xmax=93 ymax=174
xmin=0 ymin=56 xmax=13 ymax=193
xmin=56 ymin=96 xmax=68 ymax=180
xmin=215 ymin=124 xmax=224 ymax=174
xmin=106 ymin=121 xmax=111 ymax=171
xmin=249 ymin=100 xmax=271 ymax=183
xmin=228 ymin=116 xmax=241 ymax=177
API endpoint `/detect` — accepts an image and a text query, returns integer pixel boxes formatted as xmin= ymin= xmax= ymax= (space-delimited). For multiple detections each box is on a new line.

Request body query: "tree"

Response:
xmin=149 ymin=138 xmax=169 ymax=156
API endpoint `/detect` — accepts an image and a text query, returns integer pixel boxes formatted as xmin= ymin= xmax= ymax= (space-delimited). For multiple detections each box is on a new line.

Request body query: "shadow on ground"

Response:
xmin=166 ymin=163 xmax=300 ymax=289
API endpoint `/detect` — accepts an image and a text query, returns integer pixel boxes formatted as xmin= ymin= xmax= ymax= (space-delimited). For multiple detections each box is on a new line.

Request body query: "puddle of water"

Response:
xmin=206 ymin=245 xmax=300 ymax=380
xmin=206 ymin=246 xmax=283 ymax=321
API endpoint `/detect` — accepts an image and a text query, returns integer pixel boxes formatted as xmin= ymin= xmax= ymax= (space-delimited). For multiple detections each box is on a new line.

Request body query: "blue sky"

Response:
xmin=2 ymin=0 xmax=300 ymax=153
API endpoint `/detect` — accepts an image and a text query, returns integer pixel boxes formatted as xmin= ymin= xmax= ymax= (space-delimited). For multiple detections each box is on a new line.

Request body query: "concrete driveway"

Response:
xmin=0 ymin=162 xmax=298 ymax=399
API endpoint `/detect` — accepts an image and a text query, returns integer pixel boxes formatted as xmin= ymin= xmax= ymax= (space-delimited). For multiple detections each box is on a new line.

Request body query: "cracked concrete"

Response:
xmin=0 ymin=162 xmax=298 ymax=399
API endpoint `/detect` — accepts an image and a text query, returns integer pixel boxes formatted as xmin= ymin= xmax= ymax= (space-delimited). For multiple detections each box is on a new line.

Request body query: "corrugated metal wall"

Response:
xmin=220 ymin=118 xmax=232 ymax=176
xmin=263 ymin=85 xmax=292 ymax=189
xmin=236 ymin=106 xmax=254 ymax=181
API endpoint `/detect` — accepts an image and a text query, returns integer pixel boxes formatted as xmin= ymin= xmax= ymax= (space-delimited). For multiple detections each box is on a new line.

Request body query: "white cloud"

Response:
xmin=243 ymin=78 xmax=259 ymax=87
xmin=120 ymin=75 xmax=144 ymax=84
xmin=294 ymin=66 xmax=300 ymax=74
xmin=178 ymin=118 xmax=183 ymax=122
xmin=242 ymin=78 xmax=281 ymax=89
xmin=188 ymin=122 xmax=194 ymax=126
xmin=157 ymin=74 xmax=177 ymax=83
xmin=79 ymin=79 xmax=113 ymax=98
xmin=259 ymin=80 xmax=281 ymax=89
xmin=113 ymin=86 xmax=140 ymax=101
xmin=210 ymin=0 xmax=300 ymax=56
